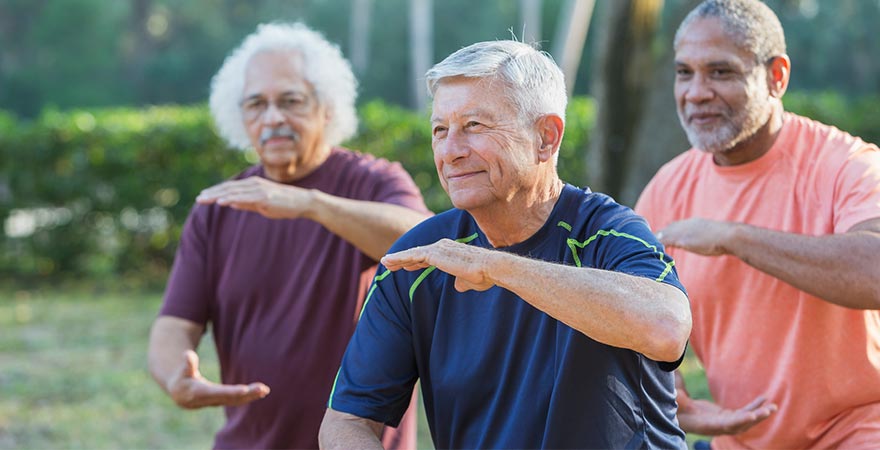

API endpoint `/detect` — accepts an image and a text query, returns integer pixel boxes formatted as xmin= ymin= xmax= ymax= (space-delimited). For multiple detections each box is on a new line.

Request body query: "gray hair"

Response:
xmin=675 ymin=0 xmax=786 ymax=65
xmin=209 ymin=22 xmax=358 ymax=150
xmin=425 ymin=40 xmax=567 ymax=124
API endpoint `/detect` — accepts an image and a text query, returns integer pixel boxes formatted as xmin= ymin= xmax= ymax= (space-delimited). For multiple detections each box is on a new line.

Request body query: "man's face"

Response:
xmin=674 ymin=17 xmax=772 ymax=157
xmin=430 ymin=77 xmax=538 ymax=212
xmin=241 ymin=50 xmax=329 ymax=181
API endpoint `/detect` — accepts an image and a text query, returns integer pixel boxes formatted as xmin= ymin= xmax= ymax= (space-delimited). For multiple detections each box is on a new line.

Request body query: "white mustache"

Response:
xmin=260 ymin=125 xmax=300 ymax=146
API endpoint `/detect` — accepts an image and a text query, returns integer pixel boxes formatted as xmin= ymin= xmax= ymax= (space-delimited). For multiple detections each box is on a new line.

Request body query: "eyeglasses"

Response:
xmin=240 ymin=94 xmax=314 ymax=122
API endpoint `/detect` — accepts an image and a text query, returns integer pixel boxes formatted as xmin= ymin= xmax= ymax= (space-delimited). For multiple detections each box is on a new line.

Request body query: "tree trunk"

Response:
xmin=518 ymin=0 xmax=542 ymax=43
xmin=551 ymin=0 xmax=595 ymax=96
xmin=619 ymin=0 xmax=701 ymax=206
xmin=408 ymin=0 xmax=432 ymax=111
xmin=349 ymin=0 xmax=372 ymax=75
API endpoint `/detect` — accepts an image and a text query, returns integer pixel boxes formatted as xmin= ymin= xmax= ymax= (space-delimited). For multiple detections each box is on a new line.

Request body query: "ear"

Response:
xmin=767 ymin=55 xmax=791 ymax=99
xmin=536 ymin=114 xmax=565 ymax=163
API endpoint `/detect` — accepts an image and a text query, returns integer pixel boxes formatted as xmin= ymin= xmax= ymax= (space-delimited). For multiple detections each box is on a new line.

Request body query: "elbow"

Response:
xmin=645 ymin=311 xmax=692 ymax=363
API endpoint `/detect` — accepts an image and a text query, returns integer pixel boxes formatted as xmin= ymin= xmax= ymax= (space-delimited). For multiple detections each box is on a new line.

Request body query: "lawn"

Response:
xmin=0 ymin=289 xmax=709 ymax=449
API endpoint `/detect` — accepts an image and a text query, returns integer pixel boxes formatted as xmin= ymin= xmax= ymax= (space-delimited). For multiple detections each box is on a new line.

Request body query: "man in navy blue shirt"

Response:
xmin=319 ymin=40 xmax=692 ymax=449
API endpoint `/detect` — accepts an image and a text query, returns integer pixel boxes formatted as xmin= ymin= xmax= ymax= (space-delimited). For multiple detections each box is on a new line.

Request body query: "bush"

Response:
xmin=0 ymin=99 xmax=593 ymax=287
xmin=3 ymin=92 xmax=876 ymax=287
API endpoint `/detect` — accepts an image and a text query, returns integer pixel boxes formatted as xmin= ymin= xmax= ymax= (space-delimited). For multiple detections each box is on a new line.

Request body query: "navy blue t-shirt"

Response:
xmin=330 ymin=184 xmax=687 ymax=449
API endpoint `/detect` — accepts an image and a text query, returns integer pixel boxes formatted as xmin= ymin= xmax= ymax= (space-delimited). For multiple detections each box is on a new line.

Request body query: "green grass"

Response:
xmin=0 ymin=289 xmax=709 ymax=449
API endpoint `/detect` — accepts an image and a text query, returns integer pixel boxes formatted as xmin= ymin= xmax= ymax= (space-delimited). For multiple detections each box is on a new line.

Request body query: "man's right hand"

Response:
xmin=166 ymin=350 xmax=270 ymax=409
xmin=675 ymin=371 xmax=777 ymax=435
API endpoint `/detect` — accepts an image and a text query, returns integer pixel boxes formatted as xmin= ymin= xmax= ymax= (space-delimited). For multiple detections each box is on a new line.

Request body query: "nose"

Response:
xmin=683 ymin=74 xmax=715 ymax=104
xmin=261 ymin=102 xmax=285 ymax=126
xmin=435 ymin=128 xmax=470 ymax=163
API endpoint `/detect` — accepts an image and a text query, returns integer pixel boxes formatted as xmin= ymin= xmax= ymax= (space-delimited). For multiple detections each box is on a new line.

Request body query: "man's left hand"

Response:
xmin=381 ymin=239 xmax=496 ymax=292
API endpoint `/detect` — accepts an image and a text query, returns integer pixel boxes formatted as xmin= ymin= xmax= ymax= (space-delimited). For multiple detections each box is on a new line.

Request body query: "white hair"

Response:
xmin=425 ymin=40 xmax=567 ymax=124
xmin=209 ymin=22 xmax=358 ymax=150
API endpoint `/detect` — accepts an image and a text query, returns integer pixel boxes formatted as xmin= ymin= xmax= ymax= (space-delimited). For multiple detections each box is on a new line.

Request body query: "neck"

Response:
xmin=714 ymin=103 xmax=785 ymax=166
xmin=265 ymin=144 xmax=332 ymax=183
xmin=471 ymin=177 xmax=564 ymax=248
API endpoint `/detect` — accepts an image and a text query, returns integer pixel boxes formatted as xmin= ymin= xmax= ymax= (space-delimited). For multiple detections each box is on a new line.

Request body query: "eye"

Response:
xmin=675 ymin=67 xmax=692 ymax=78
xmin=432 ymin=125 xmax=448 ymax=137
xmin=278 ymin=96 xmax=305 ymax=109
xmin=465 ymin=121 xmax=482 ymax=129
xmin=243 ymin=98 xmax=267 ymax=111
xmin=710 ymin=68 xmax=735 ymax=78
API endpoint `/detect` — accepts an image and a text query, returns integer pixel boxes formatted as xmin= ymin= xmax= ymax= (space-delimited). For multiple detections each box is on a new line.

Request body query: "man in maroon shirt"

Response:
xmin=147 ymin=22 xmax=429 ymax=449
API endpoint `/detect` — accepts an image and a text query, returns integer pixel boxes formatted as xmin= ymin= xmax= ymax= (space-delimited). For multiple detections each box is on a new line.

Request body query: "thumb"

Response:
xmin=183 ymin=350 xmax=200 ymax=378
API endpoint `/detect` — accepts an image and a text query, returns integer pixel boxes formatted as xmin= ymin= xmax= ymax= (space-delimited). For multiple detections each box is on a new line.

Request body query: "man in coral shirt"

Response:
xmin=635 ymin=0 xmax=880 ymax=448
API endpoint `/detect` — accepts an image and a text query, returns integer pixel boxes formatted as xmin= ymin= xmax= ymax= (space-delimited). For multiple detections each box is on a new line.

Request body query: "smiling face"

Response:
xmin=674 ymin=17 xmax=775 ymax=164
xmin=242 ymin=50 xmax=330 ymax=181
xmin=430 ymin=77 xmax=543 ymax=213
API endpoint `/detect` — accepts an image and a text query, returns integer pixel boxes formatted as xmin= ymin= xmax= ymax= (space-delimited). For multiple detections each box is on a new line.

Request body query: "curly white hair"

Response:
xmin=209 ymin=22 xmax=359 ymax=150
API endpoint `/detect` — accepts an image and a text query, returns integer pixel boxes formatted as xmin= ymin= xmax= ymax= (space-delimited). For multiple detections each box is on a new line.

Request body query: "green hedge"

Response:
xmin=0 ymin=99 xmax=593 ymax=287
xmin=2 ymin=93 xmax=877 ymax=287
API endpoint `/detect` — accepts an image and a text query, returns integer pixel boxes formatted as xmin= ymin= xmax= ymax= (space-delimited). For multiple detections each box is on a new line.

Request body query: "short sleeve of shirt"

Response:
xmin=833 ymin=145 xmax=880 ymax=233
xmin=158 ymin=204 xmax=212 ymax=324
xmin=328 ymin=265 xmax=419 ymax=426
xmin=586 ymin=200 xmax=685 ymax=296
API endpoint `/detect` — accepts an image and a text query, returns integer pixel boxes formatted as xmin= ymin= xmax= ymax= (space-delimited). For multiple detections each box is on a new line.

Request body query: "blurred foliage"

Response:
xmin=0 ymin=98 xmax=593 ymax=287
xmin=1 ymin=93 xmax=877 ymax=287
xmin=1 ymin=0 xmax=877 ymax=119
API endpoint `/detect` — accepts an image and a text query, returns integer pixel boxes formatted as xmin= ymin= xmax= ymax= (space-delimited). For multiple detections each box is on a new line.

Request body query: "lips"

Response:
xmin=445 ymin=170 xmax=484 ymax=180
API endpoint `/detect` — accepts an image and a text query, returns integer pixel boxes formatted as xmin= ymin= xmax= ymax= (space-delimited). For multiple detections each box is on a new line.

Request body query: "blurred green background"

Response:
xmin=2 ymin=0 xmax=879 ymax=448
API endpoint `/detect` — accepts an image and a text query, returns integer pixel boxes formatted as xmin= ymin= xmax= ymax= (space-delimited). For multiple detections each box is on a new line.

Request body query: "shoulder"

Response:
xmin=388 ymin=209 xmax=473 ymax=253
xmin=327 ymin=147 xmax=410 ymax=178
xmin=560 ymin=186 xmax=650 ymax=236
xmin=782 ymin=113 xmax=879 ymax=161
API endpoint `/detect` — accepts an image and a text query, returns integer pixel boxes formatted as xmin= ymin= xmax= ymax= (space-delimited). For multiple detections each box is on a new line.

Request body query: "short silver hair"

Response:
xmin=675 ymin=0 xmax=786 ymax=65
xmin=425 ymin=40 xmax=567 ymax=124
xmin=209 ymin=22 xmax=358 ymax=150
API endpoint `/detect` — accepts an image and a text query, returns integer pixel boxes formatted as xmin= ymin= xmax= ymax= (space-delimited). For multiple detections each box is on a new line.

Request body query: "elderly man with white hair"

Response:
xmin=147 ymin=22 xmax=427 ymax=449
xmin=319 ymin=40 xmax=692 ymax=449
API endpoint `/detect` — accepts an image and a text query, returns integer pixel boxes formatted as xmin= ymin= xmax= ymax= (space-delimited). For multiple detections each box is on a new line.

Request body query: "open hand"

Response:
xmin=196 ymin=176 xmax=312 ymax=220
xmin=677 ymin=393 xmax=777 ymax=435
xmin=167 ymin=350 xmax=270 ymax=409
xmin=381 ymin=239 xmax=496 ymax=292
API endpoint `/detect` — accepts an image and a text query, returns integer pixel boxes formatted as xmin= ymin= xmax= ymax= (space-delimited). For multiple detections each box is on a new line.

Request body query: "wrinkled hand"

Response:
xmin=196 ymin=176 xmax=312 ymax=219
xmin=677 ymin=392 xmax=777 ymax=436
xmin=657 ymin=218 xmax=735 ymax=256
xmin=167 ymin=350 xmax=270 ymax=409
xmin=381 ymin=239 xmax=496 ymax=292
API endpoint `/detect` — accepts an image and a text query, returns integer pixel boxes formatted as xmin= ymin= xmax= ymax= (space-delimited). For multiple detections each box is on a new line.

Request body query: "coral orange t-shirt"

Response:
xmin=635 ymin=113 xmax=880 ymax=449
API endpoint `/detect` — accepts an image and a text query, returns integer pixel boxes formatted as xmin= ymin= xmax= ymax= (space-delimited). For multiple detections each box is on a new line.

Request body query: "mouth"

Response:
xmin=261 ymin=136 xmax=296 ymax=147
xmin=687 ymin=111 xmax=724 ymax=126
xmin=446 ymin=170 xmax=485 ymax=181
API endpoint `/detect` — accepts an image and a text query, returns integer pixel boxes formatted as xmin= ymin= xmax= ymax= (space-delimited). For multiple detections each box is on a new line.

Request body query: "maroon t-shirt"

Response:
xmin=160 ymin=148 xmax=428 ymax=449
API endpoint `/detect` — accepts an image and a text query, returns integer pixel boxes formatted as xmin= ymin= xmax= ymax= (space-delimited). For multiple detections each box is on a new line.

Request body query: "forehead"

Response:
xmin=431 ymin=77 xmax=514 ymax=121
xmin=243 ymin=49 xmax=312 ymax=96
xmin=675 ymin=17 xmax=754 ymax=67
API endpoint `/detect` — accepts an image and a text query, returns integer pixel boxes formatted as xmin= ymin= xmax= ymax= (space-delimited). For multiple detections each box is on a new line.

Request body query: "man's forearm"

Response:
xmin=488 ymin=251 xmax=691 ymax=362
xmin=147 ymin=316 xmax=203 ymax=392
xmin=723 ymin=220 xmax=880 ymax=309
xmin=308 ymin=191 xmax=430 ymax=261
xmin=319 ymin=408 xmax=384 ymax=450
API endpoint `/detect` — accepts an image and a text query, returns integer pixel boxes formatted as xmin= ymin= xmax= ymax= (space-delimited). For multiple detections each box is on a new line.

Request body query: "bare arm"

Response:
xmin=658 ymin=217 xmax=880 ymax=309
xmin=197 ymin=177 xmax=430 ymax=261
xmin=381 ymin=239 xmax=691 ymax=362
xmin=319 ymin=408 xmax=384 ymax=450
xmin=148 ymin=315 xmax=269 ymax=408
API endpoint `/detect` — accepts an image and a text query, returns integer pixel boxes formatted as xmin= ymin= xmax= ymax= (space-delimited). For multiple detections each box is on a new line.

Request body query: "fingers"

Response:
xmin=381 ymin=247 xmax=432 ymax=271
xmin=175 ymin=379 xmax=271 ymax=409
